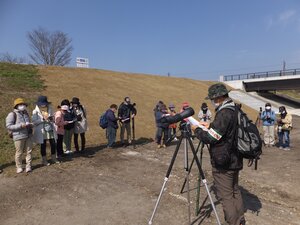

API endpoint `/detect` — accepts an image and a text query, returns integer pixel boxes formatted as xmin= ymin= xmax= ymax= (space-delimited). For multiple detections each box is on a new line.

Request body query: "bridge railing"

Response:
xmin=223 ymin=68 xmax=300 ymax=81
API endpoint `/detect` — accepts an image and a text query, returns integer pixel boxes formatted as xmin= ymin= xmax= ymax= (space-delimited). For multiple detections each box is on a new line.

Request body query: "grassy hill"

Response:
xmin=0 ymin=63 xmax=257 ymax=165
xmin=39 ymin=66 xmax=217 ymax=146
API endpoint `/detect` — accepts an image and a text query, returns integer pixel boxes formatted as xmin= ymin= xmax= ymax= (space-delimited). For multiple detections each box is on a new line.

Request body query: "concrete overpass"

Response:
xmin=220 ymin=68 xmax=300 ymax=91
xmin=220 ymin=68 xmax=300 ymax=115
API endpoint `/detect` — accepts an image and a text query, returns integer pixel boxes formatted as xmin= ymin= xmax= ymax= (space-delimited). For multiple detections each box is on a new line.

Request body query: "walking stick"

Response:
xmin=132 ymin=117 xmax=136 ymax=149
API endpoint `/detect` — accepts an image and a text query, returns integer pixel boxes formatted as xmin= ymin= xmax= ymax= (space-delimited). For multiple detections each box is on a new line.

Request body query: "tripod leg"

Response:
xmin=132 ymin=118 xmax=136 ymax=149
xmin=183 ymin=138 xmax=192 ymax=224
xmin=180 ymin=141 xmax=202 ymax=194
xmin=195 ymin=142 xmax=205 ymax=215
xmin=186 ymin=137 xmax=222 ymax=225
xmin=148 ymin=135 xmax=184 ymax=225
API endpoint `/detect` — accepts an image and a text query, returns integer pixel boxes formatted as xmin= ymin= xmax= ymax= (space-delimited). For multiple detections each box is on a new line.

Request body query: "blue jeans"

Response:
xmin=278 ymin=130 xmax=290 ymax=148
xmin=106 ymin=126 xmax=116 ymax=147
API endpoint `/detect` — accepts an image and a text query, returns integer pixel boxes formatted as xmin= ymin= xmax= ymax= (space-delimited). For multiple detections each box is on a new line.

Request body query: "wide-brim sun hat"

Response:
xmin=14 ymin=98 xmax=27 ymax=108
xmin=205 ymin=83 xmax=230 ymax=100
xmin=36 ymin=95 xmax=51 ymax=106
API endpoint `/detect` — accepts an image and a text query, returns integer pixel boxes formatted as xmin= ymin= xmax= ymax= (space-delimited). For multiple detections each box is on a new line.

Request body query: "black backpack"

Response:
xmin=232 ymin=104 xmax=262 ymax=169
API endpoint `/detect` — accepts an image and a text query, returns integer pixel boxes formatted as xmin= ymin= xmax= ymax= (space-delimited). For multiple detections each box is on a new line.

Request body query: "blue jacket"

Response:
xmin=155 ymin=111 xmax=169 ymax=129
xmin=106 ymin=109 xmax=118 ymax=129
xmin=260 ymin=110 xmax=276 ymax=126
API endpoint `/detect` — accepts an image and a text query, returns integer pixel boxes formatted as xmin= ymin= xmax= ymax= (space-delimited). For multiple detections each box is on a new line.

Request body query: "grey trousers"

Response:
xmin=120 ymin=122 xmax=131 ymax=143
xmin=212 ymin=168 xmax=245 ymax=225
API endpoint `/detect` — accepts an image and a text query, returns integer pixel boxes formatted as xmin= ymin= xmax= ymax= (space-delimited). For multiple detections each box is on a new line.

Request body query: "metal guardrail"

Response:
xmin=223 ymin=68 xmax=300 ymax=81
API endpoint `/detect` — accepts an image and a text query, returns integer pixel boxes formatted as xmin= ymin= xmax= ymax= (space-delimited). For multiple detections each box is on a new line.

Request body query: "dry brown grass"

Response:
xmin=39 ymin=66 xmax=257 ymax=147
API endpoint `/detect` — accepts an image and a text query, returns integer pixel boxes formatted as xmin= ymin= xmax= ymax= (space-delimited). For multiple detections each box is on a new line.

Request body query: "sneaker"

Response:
xmin=283 ymin=147 xmax=291 ymax=151
xmin=25 ymin=167 xmax=32 ymax=173
xmin=16 ymin=168 xmax=23 ymax=174
xmin=279 ymin=146 xmax=283 ymax=150
xmin=51 ymin=155 xmax=60 ymax=164
xmin=157 ymin=144 xmax=161 ymax=149
xmin=42 ymin=157 xmax=50 ymax=166
xmin=162 ymin=144 xmax=166 ymax=148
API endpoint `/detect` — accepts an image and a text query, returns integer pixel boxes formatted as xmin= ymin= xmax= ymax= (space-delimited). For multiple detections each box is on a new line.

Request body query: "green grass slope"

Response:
xmin=0 ymin=63 xmax=43 ymax=165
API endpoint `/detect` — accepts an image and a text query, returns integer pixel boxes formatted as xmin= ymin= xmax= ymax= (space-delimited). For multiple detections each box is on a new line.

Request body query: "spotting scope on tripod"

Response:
xmin=148 ymin=107 xmax=221 ymax=225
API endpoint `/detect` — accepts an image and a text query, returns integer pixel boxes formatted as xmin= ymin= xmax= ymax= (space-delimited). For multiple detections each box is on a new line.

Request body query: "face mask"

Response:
xmin=211 ymin=100 xmax=220 ymax=109
xmin=18 ymin=105 xmax=26 ymax=111
xmin=265 ymin=106 xmax=271 ymax=110
xmin=39 ymin=106 xmax=47 ymax=111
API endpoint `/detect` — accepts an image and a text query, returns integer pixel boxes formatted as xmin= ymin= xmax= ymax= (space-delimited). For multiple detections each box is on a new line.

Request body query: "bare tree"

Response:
xmin=0 ymin=52 xmax=27 ymax=64
xmin=27 ymin=27 xmax=73 ymax=66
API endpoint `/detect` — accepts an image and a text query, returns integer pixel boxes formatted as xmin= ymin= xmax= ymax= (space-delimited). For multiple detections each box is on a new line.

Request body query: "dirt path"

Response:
xmin=1 ymin=120 xmax=300 ymax=225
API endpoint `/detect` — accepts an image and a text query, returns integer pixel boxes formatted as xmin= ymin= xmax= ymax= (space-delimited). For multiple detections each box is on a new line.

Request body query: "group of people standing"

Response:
xmin=6 ymin=96 xmax=87 ymax=173
xmin=153 ymin=101 xmax=212 ymax=148
xmin=257 ymin=103 xmax=292 ymax=150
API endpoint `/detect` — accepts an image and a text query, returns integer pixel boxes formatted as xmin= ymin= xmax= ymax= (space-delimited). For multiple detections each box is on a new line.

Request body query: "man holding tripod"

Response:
xmin=192 ymin=83 xmax=245 ymax=225
xmin=118 ymin=97 xmax=137 ymax=146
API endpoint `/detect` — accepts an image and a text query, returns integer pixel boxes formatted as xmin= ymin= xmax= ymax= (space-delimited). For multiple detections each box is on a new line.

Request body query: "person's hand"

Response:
xmin=200 ymin=121 xmax=210 ymax=129
xmin=26 ymin=123 xmax=33 ymax=128
xmin=131 ymin=114 xmax=135 ymax=118
xmin=191 ymin=125 xmax=198 ymax=131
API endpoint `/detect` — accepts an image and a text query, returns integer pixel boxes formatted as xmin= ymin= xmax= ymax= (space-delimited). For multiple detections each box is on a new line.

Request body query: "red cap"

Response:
xmin=182 ymin=102 xmax=189 ymax=108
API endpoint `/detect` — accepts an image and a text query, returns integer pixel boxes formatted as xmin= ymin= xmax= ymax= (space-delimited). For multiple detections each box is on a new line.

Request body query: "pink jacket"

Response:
xmin=54 ymin=110 xmax=67 ymax=135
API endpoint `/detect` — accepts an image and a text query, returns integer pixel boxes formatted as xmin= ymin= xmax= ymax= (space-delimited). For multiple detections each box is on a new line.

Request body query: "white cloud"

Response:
xmin=265 ymin=9 xmax=298 ymax=30
xmin=278 ymin=9 xmax=296 ymax=24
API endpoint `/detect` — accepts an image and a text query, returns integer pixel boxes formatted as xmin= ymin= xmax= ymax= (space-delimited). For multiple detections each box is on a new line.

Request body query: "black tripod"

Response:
xmin=148 ymin=125 xmax=221 ymax=225
xmin=132 ymin=117 xmax=136 ymax=149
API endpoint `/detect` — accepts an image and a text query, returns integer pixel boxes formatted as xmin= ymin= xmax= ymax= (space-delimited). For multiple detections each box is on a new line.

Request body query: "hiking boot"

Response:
xmin=42 ymin=156 xmax=50 ymax=166
xmin=16 ymin=168 xmax=23 ymax=174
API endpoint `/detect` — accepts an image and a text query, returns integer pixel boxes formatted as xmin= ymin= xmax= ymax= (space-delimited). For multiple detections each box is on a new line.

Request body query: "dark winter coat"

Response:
xmin=194 ymin=99 xmax=243 ymax=170
xmin=64 ymin=109 xmax=76 ymax=130
xmin=106 ymin=109 xmax=118 ymax=129
xmin=118 ymin=103 xmax=136 ymax=124
xmin=155 ymin=111 xmax=169 ymax=129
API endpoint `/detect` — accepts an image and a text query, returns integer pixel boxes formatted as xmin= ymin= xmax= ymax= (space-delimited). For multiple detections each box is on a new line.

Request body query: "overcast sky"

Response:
xmin=1 ymin=0 xmax=300 ymax=80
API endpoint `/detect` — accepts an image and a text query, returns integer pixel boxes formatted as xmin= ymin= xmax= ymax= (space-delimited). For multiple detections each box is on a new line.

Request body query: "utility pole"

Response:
xmin=282 ymin=60 xmax=286 ymax=76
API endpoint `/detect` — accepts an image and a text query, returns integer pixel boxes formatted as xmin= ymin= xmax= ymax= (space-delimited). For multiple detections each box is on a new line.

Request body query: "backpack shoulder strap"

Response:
xmin=11 ymin=111 xmax=17 ymax=124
